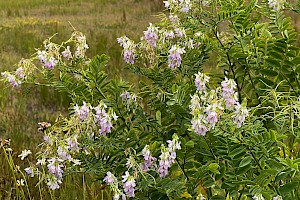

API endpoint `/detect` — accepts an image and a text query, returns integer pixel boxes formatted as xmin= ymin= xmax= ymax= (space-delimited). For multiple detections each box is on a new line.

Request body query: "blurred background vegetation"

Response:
xmin=0 ymin=0 xmax=163 ymax=198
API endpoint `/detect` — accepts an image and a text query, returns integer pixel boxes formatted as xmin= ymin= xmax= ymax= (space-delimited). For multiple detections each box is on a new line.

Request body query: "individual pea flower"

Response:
xmin=201 ymin=0 xmax=210 ymax=6
xmin=204 ymin=102 xmax=223 ymax=128
xmin=164 ymin=0 xmax=192 ymax=12
xmin=72 ymin=31 xmax=89 ymax=58
xmin=221 ymin=77 xmax=238 ymax=109
xmin=268 ymin=0 xmax=285 ymax=11
xmin=73 ymin=31 xmax=89 ymax=58
xmin=168 ymin=45 xmax=185 ymax=69
xmin=273 ymin=196 xmax=283 ymax=200
xmin=253 ymin=194 xmax=265 ymax=200
xmin=174 ymin=27 xmax=186 ymax=38
xmin=18 ymin=149 xmax=32 ymax=160
xmin=140 ymin=145 xmax=157 ymax=171
xmin=185 ymin=38 xmax=194 ymax=49
xmin=103 ymin=171 xmax=118 ymax=185
xmin=169 ymin=14 xmax=180 ymax=24
xmin=122 ymin=171 xmax=136 ymax=198
xmin=57 ymin=146 xmax=72 ymax=161
xmin=94 ymin=103 xmax=118 ymax=136
xmin=164 ymin=30 xmax=175 ymax=40
xmin=43 ymin=135 xmax=52 ymax=144
xmin=47 ymin=175 xmax=62 ymax=190
xmin=233 ymin=101 xmax=249 ymax=128
xmin=167 ymin=134 xmax=181 ymax=164
xmin=158 ymin=145 xmax=171 ymax=178
xmin=15 ymin=67 xmax=25 ymax=79
xmin=47 ymin=157 xmax=64 ymax=181
xmin=24 ymin=167 xmax=35 ymax=178
xmin=191 ymin=117 xmax=208 ymax=136
xmin=74 ymin=102 xmax=90 ymax=121
xmin=61 ymin=46 xmax=72 ymax=60
xmin=1 ymin=72 xmax=21 ymax=87
xmin=143 ymin=23 xmax=159 ymax=48
xmin=189 ymin=94 xmax=204 ymax=116
xmin=123 ymin=49 xmax=136 ymax=64
xmin=120 ymin=91 xmax=131 ymax=101
xmin=195 ymin=72 xmax=210 ymax=92
xmin=37 ymin=50 xmax=58 ymax=70
xmin=66 ymin=136 xmax=79 ymax=152
xmin=37 ymin=158 xmax=47 ymax=166
xmin=180 ymin=0 xmax=192 ymax=12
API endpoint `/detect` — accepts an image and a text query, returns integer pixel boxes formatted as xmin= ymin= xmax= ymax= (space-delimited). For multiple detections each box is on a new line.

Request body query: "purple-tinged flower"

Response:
xmin=103 ymin=171 xmax=117 ymax=185
xmin=233 ymin=102 xmax=249 ymax=128
xmin=43 ymin=57 xmax=58 ymax=70
xmin=174 ymin=28 xmax=185 ymax=38
xmin=37 ymin=50 xmax=47 ymax=63
xmin=144 ymin=23 xmax=159 ymax=48
xmin=47 ymin=176 xmax=62 ymax=190
xmin=120 ymin=91 xmax=131 ymax=101
xmin=94 ymin=104 xmax=117 ymax=136
xmin=273 ymin=196 xmax=282 ymax=200
xmin=168 ymin=45 xmax=185 ymax=69
xmin=57 ymin=146 xmax=71 ymax=161
xmin=140 ymin=145 xmax=157 ymax=171
xmin=74 ymin=33 xmax=89 ymax=58
xmin=24 ymin=167 xmax=34 ymax=177
xmin=117 ymin=36 xmax=136 ymax=64
xmin=191 ymin=118 xmax=208 ymax=136
xmin=268 ymin=0 xmax=285 ymax=11
xmin=164 ymin=30 xmax=175 ymax=40
xmin=123 ymin=49 xmax=135 ymax=64
xmin=169 ymin=14 xmax=180 ymax=25
xmin=47 ymin=158 xmax=64 ymax=181
xmin=181 ymin=0 xmax=192 ymax=12
xmin=62 ymin=46 xmax=72 ymax=60
xmin=195 ymin=72 xmax=210 ymax=92
xmin=37 ymin=50 xmax=58 ymax=69
xmin=43 ymin=135 xmax=52 ymax=144
xmin=221 ymin=77 xmax=238 ymax=109
xmin=158 ymin=149 xmax=171 ymax=178
xmin=1 ymin=72 xmax=21 ymax=87
xmin=15 ymin=67 xmax=25 ymax=79
xmin=122 ymin=171 xmax=136 ymax=198
xmin=66 ymin=136 xmax=79 ymax=151
xmin=74 ymin=102 xmax=90 ymax=121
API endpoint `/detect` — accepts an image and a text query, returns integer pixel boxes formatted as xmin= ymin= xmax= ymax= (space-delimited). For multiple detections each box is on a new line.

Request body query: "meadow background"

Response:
xmin=0 ymin=0 xmax=163 ymax=199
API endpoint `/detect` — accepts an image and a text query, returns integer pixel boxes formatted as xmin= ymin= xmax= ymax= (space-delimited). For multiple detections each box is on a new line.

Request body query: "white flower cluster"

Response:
xmin=268 ymin=0 xmax=285 ymax=11
xmin=190 ymin=72 xmax=249 ymax=136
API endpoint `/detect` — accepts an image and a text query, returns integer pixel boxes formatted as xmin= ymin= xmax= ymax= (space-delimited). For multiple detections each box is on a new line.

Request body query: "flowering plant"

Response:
xmin=2 ymin=0 xmax=300 ymax=199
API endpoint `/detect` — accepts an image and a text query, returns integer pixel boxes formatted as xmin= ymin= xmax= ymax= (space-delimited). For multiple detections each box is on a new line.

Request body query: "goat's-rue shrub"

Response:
xmin=2 ymin=0 xmax=300 ymax=199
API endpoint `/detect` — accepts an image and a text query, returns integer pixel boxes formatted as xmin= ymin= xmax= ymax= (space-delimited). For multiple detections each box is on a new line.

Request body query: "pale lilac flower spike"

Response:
xmin=144 ymin=23 xmax=159 ymax=48
xmin=122 ymin=171 xmax=136 ymax=198
xmin=140 ymin=145 xmax=156 ymax=171
xmin=168 ymin=45 xmax=185 ymax=69
xmin=103 ymin=171 xmax=117 ymax=185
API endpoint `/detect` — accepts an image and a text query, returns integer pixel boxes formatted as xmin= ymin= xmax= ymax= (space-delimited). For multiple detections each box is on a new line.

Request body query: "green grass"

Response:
xmin=0 ymin=0 xmax=163 ymax=198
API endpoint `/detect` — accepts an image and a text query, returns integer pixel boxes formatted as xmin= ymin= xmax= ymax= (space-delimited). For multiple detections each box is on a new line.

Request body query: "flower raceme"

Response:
xmin=117 ymin=36 xmax=136 ymax=64
xmin=168 ymin=45 xmax=185 ymax=69
xmin=143 ymin=23 xmax=159 ymax=48
xmin=190 ymin=72 xmax=249 ymax=136
xmin=73 ymin=101 xmax=118 ymax=136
